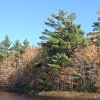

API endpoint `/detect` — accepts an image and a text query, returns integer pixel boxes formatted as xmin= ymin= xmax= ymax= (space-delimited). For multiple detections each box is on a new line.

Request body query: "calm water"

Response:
xmin=0 ymin=92 xmax=98 ymax=100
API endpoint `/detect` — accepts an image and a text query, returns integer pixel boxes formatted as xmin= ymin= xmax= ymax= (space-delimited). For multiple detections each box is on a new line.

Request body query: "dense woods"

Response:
xmin=0 ymin=10 xmax=100 ymax=93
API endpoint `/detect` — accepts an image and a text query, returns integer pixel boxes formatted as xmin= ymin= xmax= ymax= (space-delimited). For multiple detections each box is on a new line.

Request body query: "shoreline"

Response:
xmin=36 ymin=91 xmax=100 ymax=99
xmin=0 ymin=90 xmax=100 ymax=99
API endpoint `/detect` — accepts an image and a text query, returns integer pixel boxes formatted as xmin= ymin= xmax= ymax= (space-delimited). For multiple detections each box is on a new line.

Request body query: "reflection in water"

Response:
xmin=0 ymin=92 xmax=35 ymax=100
xmin=0 ymin=92 xmax=96 ymax=100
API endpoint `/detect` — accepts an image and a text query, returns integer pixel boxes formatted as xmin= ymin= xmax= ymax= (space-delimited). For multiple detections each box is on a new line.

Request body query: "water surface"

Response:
xmin=0 ymin=92 xmax=97 ymax=100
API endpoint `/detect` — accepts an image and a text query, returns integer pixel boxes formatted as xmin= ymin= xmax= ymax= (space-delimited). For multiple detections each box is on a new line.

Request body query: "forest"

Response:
xmin=0 ymin=10 xmax=100 ymax=93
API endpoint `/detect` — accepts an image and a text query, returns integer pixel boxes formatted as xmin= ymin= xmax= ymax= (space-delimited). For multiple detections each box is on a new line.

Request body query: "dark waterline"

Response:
xmin=0 ymin=92 xmax=98 ymax=100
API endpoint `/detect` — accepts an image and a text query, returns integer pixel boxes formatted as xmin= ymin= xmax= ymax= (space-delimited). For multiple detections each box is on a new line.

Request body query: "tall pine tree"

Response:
xmin=93 ymin=10 xmax=100 ymax=32
xmin=87 ymin=10 xmax=100 ymax=46
xmin=39 ymin=10 xmax=87 ymax=68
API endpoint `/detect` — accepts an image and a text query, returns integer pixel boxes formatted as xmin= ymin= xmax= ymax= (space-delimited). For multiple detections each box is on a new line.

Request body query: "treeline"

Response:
xmin=0 ymin=38 xmax=36 ymax=91
xmin=0 ymin=10 xmax=100 ymax=93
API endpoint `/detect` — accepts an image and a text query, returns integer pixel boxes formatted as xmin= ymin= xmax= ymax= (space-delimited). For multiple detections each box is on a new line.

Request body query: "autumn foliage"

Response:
xmin=0 ymin=10 xmax=100 ymax=93
xmin=0 ymin=46 xmax=40 ymax=91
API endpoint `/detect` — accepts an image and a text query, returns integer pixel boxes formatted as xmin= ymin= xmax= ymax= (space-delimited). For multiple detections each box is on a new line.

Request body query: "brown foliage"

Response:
xmin=95 ymin=47 xmax=100 ymax=91
xmin=73 ymin=45 xmax=98 ymax=90
xmin=0 ymin=46 xmax=41 ymax=91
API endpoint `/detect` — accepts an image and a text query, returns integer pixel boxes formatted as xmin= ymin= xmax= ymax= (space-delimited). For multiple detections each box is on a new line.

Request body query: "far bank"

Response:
xmin=36 ymin=91 xmax=100 ymax=100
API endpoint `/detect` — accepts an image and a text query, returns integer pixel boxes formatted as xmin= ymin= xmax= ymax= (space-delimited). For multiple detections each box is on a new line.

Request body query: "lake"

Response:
xmin=0 ymin=92 xmax=98 ymax=100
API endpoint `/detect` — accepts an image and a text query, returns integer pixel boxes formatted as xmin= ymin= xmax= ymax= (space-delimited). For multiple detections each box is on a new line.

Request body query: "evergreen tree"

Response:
xmin=39 ymin=10 xmax=87 ymax=68
xmin=0 ymin=42 xmax=4 ymax=62
xmin=23 ymin=39 xmax=30 ymax=50
xmin=93 ymin=10 xmax=100 ymax=32
xmin=87 ymin=10 xmax=100 ymax=46
xmin=12 ymin=40 xmax=23 ymax=53
xmin=0 ymin=35 xmax=11 ymax=62
xmin=11 ymin=40 xmax=23 ymax=66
